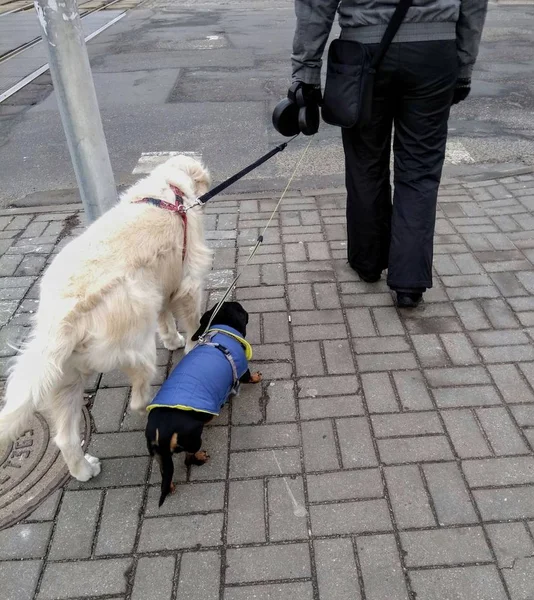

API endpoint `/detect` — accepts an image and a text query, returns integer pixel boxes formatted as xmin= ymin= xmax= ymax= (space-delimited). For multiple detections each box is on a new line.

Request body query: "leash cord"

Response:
xmin=186 ymin=135 xmax=300 ymax=211
xmin=199 ymin=136 xmax=314 ymax=340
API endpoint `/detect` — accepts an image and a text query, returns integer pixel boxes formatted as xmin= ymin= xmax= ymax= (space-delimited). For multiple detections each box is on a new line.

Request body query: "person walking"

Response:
xmin=276 ymin=0 xmax=488 ymax=308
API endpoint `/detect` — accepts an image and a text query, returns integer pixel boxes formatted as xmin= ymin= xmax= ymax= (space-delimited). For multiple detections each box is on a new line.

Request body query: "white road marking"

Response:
xmin=445 ymin=139 xmax=475 ymax=164
xmin=132 ymin=151 xmax=203 ymax=174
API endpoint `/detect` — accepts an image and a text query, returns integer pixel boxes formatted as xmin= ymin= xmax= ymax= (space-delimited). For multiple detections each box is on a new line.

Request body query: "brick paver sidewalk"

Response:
xmin=2 ymin=173 xmax=534 ymax=600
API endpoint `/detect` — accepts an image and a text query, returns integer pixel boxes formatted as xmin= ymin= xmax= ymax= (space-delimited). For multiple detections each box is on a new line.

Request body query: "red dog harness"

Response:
xmin=136 ymin=184 xmax=188 ymax=261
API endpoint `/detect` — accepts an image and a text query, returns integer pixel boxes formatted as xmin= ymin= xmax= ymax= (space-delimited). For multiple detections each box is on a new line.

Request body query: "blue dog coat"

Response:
xmin=146 ymin=325 xmax=252 ymax=416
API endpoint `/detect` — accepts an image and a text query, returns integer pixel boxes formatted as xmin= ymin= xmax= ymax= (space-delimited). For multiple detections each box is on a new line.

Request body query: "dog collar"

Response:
xmin=135 ymin=185 xmax=187 ymax=261
xmin=207 ymin=328 xmax=253 ymax=360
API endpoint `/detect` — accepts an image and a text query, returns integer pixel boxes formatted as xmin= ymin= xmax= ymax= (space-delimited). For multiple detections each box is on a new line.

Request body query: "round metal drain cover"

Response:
xmin=0 ymin=408 xmax=91 ymax=530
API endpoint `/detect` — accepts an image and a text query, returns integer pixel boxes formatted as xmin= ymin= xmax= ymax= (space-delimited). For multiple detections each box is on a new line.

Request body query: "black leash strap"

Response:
xmin=197 ymin=136 xmax=297 ymax=204
xmin=371 ymin=0 xmax=414 ymax=69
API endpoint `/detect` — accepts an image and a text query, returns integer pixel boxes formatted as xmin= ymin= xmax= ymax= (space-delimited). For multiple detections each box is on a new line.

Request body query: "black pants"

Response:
xmin=342 ymin=40 xmax=458 ymax=292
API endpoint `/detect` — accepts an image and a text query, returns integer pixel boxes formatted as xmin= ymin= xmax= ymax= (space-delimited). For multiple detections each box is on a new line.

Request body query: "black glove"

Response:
xmin=272 ymin=82 xmax=321 ymax=137
xmin=452 ymin=78 xmax=471 ymax=105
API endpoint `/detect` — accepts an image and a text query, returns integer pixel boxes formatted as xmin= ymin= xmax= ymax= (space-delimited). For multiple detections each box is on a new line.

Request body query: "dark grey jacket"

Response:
xmin=292 ymin=0 xmax=488 ymax=84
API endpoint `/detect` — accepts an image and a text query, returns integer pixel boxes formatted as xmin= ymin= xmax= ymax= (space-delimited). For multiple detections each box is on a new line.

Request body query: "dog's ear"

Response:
xmin=177 ymin=155 xmax=211 ymax=197
xmin=191 ymin=306 xmax=214 ymax=341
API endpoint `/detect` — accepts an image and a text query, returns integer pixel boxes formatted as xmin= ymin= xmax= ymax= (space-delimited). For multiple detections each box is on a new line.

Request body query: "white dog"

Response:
xmin=0 ymin=155 xmax=212 ymax=482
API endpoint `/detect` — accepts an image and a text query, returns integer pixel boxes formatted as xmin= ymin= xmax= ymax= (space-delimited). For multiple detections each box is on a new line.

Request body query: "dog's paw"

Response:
xmin=85 ymin=453 xmax=102 ymax=477
xmin=250 ymin=371 xmax=263 ymax=383
xmin=185 ymin=450 xmax=210 ymax=466
xmin=71 ymin=454 xmax=101 ymax=481
xmin=162 ymin=332 xmax=186 ymax=351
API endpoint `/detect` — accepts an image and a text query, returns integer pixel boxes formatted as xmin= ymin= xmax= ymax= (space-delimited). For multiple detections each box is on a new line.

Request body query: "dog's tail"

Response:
xmin=0 ymin=324 xmax=77 ymax=443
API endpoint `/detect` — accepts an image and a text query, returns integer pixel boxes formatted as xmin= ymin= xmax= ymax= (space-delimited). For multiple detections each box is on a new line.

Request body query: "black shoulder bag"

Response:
xmin=322 ymin=0 xmax=414 ymax=129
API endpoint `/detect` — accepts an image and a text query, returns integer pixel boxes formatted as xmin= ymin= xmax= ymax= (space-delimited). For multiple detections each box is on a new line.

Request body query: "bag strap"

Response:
xmin=370 ymin=0 xmax=414 ymax=69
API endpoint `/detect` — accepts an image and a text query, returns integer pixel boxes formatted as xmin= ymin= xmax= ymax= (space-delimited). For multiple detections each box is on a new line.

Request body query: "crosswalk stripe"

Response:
xmin=132 ymin=151 xmax=203 ymax=175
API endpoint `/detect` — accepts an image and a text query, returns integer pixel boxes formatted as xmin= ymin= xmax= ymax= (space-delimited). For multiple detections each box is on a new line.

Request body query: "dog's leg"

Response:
xmin=158 ymin=309 xmax=185 ymax=351
xmin=50 ymin=373 xmax=101 ymax=482
xmin=124 ymin=344 xmax=157 ymax=413
xmin=172 ymin=287 xmax=202 ymax=354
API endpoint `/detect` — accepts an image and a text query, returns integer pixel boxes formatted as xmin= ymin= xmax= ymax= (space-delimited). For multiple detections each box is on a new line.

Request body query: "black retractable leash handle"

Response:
xmin=196 ymin=135 xmax=299 ymax=205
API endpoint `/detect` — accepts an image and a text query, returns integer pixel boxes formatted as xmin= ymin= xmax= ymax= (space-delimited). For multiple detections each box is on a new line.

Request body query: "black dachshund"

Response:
xmin=145 ymin=301 xmax=261 ymax=506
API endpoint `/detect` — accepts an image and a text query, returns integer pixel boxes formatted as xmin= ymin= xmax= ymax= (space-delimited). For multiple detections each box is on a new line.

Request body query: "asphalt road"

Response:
xmin=0 ymin=0 xmax=533 ymax=207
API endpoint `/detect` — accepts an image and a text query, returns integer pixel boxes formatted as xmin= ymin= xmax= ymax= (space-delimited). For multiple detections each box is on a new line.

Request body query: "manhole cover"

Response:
xmin=0 ymin=408 xmax=91 ymax=530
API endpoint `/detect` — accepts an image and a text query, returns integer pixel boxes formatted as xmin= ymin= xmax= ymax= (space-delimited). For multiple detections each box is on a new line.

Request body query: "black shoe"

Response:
xmin=353 ymin=269 xmax=381 ymax=283
xmin=396 ymin=292 xmax=423 ymax=308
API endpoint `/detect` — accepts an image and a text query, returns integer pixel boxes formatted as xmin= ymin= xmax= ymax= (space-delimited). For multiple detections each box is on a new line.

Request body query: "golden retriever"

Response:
xmin=0 ymin=155 xmax=212 ymax=482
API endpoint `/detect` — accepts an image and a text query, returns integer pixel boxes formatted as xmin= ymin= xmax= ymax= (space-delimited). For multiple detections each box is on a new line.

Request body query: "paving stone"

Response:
xmin=410 ymin=565 xmax=507 ymax=600
xmin=475 ymin=486 xmax=534 ymax=520
xmin=455 ymin=300 xmax=492 ymax=330
xmin=385 ymin=465 xmax=436 ymax=529
xmin=298 ymin=374 xmax=359 ymax=398
xmin=486 ymin=522 xmax=534 ymax=569
xmin=433 ymin=385 xmax=501 ymax=408
xmin=378 ymin=435 xmax=453 ymax=464
xmin=481 ymin=298 xmax=519 ymax=329
xmin=145 ymin=482 xmax=225 ymax=516
xmin=268 ymin=476 xmax=308 ymax=541
xmin=371 ymin=412 xmax=443 ymax=437
xmin=411 ymin=334 xmax=449 ymax=367
xmin=423 ymin=462 xmax=478 ymax=525
xmin=132 ymin=556 xmax=175 ymax=600
xmin=307 ymin=469 xmax=383 ymax=502
xmin=230 ymin=448 xmax=301 ymax=478
xmin=88 ymin=430 xmax=147 ymax=458
xmin=310 ymin=498 xmax=392 ymax=535
xmin=138 ymin=513 xmax=223 ymax=551
xmin=314 ymin=538 xmax=362 ymax=600
xmin=266 ymin=380 xmax=297 ymax=423
xmin=68 ymin=457 xmax=149 ymax=489
xmin=89 ymin=387 xmax=128 ymax=433
xmin=49 ymin=490 xmax=102 ymax=560
xmin=176 ymin=551 xmax=220 ymax=600
xmin=347 ymin=307 xmax=377 ymax=337
xmin=361 ymin=372 xmax=399 ymax=413
xmin=299 ymin=394 xmax=364 ymax=419
xmin=463 ymin=456 xmax=534 ymax=487
xmin=357 ymin=534 xmax=409 ymax=600
xmin=401 ymin=527 xmax=491 ymax=567
xmin=262 ymin=313 xmax=290 ymax=343
xmin=336 ymin=417 xmax=378 ymax=468
xmin=442 ymin=409 xmax=492 ymax=458
xmin=95 ymin=487 xmax=143 ymax=555
xmin=0 ymin=560 xmax=42 ymax=600
xmin=324 ymin=339 xmax=356 ymax=374
xmin=288 ymin=283 xmax=314 ymax=310
xmin=232 ymin=382 xmax=263 ymax=425
xmin=440 ymin=332 xmax=479 ymax=365
xmin=392 ymin=370 xmax=433 ymax=410
xmin=0 ymin=522 xmax=52 ymax=560
xmin=231 ymin=423 xmax=299 ymax=451
xmin=226 ymin=543 xmax=311 ymax=584
xmin=38 ymin=558 xmax=132 ymax=600
xmin=476 ymin=407 xmax=529 ymax=455
xmin=224 ymin=582 xmax=314 ymax=600
xmin=294 ymin=341 xmax=324 ymax=376
xmin=25 ymin=489 xmax=62 ymax=522
xmin=227 ymin=479 xmax=266 ymax=544
xmin=301 ymin=419 xmax=339 ymax=471
xmin=488 ymin=363 xmax=534 ymax=404
xmin=425 ymin=366 xmax=490 ymax=387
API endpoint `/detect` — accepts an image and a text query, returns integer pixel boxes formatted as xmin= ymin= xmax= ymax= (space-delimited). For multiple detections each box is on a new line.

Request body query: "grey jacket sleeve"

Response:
xmin=291 ymin=0 xmax=341 ymax=85
xmin=456 ymin=0 xmax=488 ymax=79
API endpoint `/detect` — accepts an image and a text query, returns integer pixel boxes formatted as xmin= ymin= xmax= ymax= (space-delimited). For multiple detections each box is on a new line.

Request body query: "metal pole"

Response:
xmin=34 ymin=0 xmax=117 ymax=222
